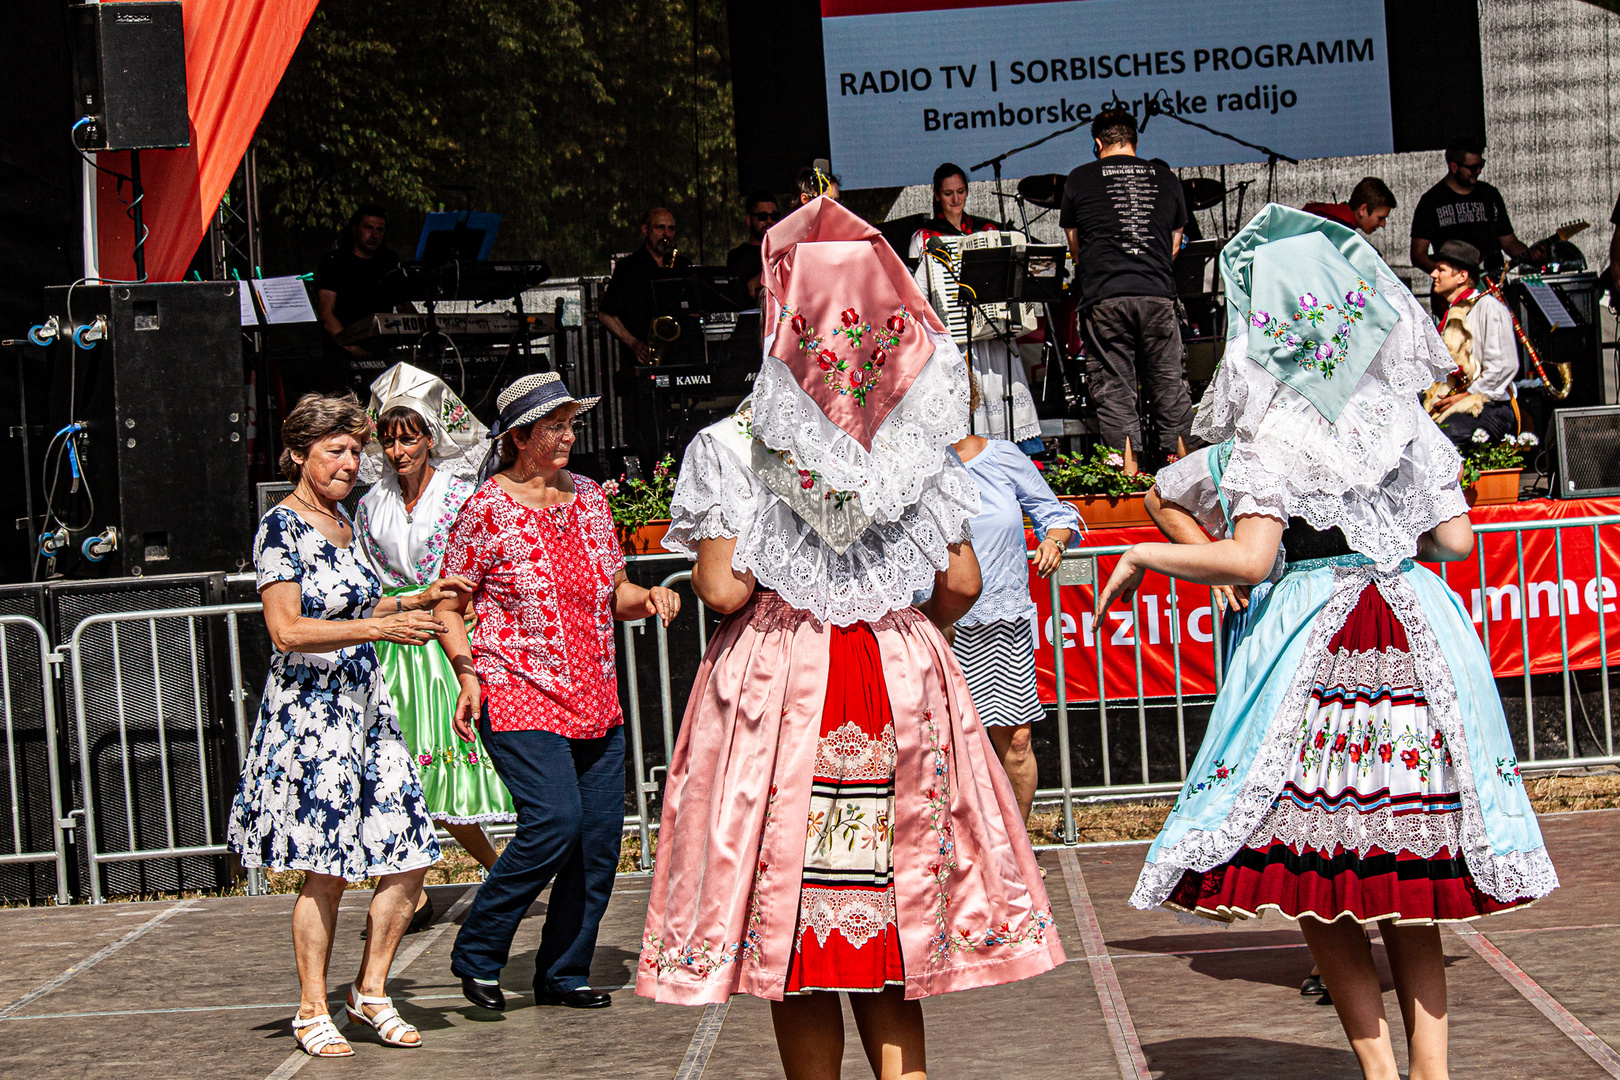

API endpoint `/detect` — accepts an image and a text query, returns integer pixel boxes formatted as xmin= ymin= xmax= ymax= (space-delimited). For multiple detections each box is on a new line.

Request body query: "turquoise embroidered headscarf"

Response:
xmin=1221 ymin=204 xmax=1399 ymax=423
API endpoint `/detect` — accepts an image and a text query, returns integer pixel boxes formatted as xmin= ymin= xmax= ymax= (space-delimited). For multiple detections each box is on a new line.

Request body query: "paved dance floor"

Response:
xmin=4 ymin=807 xmax=1618 ymax=1079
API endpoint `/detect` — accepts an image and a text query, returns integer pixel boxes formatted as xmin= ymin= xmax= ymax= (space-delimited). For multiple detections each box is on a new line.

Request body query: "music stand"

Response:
xmin=956 ymin=244 xmax=1068 ymax=441
xmin=415 ymin=211 xmax=501 ymax=263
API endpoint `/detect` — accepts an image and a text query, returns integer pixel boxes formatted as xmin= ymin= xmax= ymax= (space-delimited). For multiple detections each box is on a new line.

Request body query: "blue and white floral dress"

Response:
xmin=227 ymin=507 xmax=441 ymax=881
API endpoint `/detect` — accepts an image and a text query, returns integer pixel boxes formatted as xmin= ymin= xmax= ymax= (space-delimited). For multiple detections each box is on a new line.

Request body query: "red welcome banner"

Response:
xmin=1031 ymin=497 xmax=1620 ymax=703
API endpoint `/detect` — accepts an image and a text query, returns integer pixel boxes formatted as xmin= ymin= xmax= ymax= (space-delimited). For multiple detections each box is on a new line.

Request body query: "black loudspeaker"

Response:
xmin=69 ymin=2 xmax=189 ymax=151
xmin=43 ymin=282 xmax=251 ymax=580
xmin=48 ymin=573 xmax=237 ymax=899
xmin=0 ymin=584 xmax=70 ymax=903
xmin=1553 ymin=406 xmax=1620 ymax=499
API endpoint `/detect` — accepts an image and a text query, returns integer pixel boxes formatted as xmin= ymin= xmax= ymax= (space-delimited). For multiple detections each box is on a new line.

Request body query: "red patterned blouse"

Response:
xmin=442 ymin=474 xmax=626 ymax=738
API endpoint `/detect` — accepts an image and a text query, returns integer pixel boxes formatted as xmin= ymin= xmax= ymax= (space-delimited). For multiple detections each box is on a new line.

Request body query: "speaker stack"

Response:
xmin=0 ymin=573 xmax=242 ymax=903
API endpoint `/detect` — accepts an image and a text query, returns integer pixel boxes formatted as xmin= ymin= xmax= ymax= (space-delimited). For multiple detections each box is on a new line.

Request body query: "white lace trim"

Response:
xmin=1132 ymin=565 xmax=1559 ymax=910
xmin=1372 ymin=574 xmax=1559 ymax=902
xmin=1130 ymin=567 xmax=1368 ymax=911
xmin=955 ymin=593 xmax=1037 ymax=628
xmin=664 ymin=427 xmax=981 ymax=627
xmin=799 ymin=884 xmax=896 ymax=949
xmin=1255 ymin=795 xmax=1463 ymax=861
xmin=749 ymin=322 xmax=971 ymax=524
xmin=1194 ymin=273 xmax=1470 ymax=570
xmin=815 ymin=721 xmax=899 ymax=782
xmin=1153 ymin=450 xmax=1228 ymax=538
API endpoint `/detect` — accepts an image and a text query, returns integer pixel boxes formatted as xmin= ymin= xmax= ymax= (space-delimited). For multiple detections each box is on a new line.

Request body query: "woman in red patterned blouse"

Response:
xmin=434 ymin=373 xmax=679 ymax=1012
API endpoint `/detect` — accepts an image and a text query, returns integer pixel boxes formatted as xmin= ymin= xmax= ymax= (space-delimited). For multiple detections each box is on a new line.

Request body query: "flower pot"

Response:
xmin=1058 ymin=492 xmax=1153 ymax=529
xmin=618 ymin=520 xmax=672 ymax=556
xmin=1467 ymin=469 xmax=1522 ymax=507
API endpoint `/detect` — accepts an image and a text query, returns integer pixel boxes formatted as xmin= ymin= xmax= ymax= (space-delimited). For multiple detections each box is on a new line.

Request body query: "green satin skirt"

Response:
xmin=378 ymin=586 xmax=516 ymax=824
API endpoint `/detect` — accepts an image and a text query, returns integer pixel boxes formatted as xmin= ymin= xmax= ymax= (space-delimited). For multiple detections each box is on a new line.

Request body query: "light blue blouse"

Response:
xmin=955 ymin=439 xmax=1081 ymax=627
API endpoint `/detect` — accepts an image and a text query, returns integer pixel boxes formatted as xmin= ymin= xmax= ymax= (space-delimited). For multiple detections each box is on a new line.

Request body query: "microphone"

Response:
xmin=1141 ymin=93 xmax=1164 ymax=131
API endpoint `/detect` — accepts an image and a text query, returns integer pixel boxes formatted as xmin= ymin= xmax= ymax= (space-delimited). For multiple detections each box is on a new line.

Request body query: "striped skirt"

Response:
xmin=952 ymin=618 xmax=1044 ymax=728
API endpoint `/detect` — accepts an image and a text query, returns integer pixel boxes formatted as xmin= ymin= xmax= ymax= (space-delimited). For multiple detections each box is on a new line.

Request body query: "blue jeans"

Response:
xmin=450 ymin=711 xmax=625 ymax=991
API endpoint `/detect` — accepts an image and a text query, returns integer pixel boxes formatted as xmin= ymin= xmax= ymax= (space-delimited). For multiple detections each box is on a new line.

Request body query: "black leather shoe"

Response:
xmin=460 ymin=976 xmax=506 ymax=1011
xmin=406 ymin=893 xmax=436 ymax=934
xmin=1300 ymin=973 xmax=1326 ymax=997
xmin=534 ymin=988 xmax=612 ymax=1009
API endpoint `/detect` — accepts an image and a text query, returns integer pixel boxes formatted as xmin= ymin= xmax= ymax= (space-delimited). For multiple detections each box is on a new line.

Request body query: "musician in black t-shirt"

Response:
xmin=310 ymin=203 xmax=413 ymax=394
xmin=1058 ymin=107 xmax=1192 ymax=458
xmin=1410 ymin=136 xmax=1532 ymax=312
xmin=725 ymin=190 xmax=777 ymax=301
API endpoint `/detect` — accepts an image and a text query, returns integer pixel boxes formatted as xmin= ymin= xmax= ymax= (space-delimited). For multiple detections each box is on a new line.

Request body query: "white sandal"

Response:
xmin=291 ymin=1013 xmax=354 ymax=1057
xmin=346 ymin=984 xmax=421 ymax=1048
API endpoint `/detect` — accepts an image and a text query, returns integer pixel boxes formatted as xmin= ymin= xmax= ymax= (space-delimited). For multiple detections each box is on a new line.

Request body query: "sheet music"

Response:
xmin=252 ymin=276 xmax=318 ymax=324
xmin=1522 ymin=276 xmax=1576 ymax=329
xmin=238 ymin=283 xmax=259 ymax=326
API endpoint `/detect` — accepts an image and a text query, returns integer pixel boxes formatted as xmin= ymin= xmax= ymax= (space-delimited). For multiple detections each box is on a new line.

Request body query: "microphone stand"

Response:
xmin=1139 ymin=95 xmax=1298 ymax=204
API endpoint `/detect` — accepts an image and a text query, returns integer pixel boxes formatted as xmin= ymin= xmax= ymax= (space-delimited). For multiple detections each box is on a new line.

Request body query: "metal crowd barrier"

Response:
xmin=0 ymin=615 xmax=69 ymax=904
xmin=4 ymin=514 xmax=1618 ymax=895
xmin=63 ymin=603 xmax=262 ymax=904
xmin=622 ymin=513 xmax=1620 ymax=860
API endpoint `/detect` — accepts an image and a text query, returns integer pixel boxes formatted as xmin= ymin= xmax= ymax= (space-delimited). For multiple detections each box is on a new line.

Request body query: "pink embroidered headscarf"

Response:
xmin=761 ymin=197 xmax=947 ymax=451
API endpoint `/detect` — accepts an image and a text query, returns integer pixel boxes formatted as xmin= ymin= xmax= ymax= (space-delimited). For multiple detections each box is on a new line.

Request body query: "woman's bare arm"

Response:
xmin=1097 ymin=515 xmax=1285 ymax=613
xmin=917 ymin=541 xmax=982 ymax=630
xmin=1417 ymin=513 xmax=1475 ymax=562
xmin=261 ymin=580 xmax=443 ymax=653
xmin=692 ymin=537 xmax=757 ymax=614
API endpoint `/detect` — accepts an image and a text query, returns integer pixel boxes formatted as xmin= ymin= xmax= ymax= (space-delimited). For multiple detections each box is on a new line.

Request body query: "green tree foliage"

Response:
xmin=255 ymin=0 xmax=740 ymax=276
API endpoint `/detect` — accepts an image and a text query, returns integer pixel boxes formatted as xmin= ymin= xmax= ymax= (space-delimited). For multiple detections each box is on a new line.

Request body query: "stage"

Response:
xmin=3 ymin=807 xmax=1617 ymax=1079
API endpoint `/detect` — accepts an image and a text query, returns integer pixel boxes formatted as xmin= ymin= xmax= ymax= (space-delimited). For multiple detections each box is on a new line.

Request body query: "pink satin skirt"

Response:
xmin=636 ymin=592 xmax=1064 ymax=1005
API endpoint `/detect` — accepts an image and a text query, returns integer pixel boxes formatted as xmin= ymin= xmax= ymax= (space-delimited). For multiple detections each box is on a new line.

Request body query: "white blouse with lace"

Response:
xmin=355 ymin=469 xmax=479 ymax=590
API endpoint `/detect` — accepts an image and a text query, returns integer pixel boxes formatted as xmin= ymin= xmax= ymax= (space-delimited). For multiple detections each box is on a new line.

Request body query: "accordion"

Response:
xmin=920 ymin=231 xmax=1042 ymax=346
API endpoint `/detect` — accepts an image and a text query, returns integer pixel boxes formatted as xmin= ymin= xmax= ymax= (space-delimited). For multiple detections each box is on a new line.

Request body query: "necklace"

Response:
xmin=293 ymin=491 xmax=347 ymax=530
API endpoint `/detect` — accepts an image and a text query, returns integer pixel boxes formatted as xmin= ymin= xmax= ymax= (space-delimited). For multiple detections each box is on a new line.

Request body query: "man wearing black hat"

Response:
xmin=1425 ymin=239 xmax=1520 ymax=446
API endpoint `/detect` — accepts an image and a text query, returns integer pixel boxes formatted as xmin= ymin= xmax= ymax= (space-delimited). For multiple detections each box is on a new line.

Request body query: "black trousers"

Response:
xmin=1439 ymin=398 xmax=1518 ymax=448
xmin=1079 ymin=295 xmax=1193 ymax=454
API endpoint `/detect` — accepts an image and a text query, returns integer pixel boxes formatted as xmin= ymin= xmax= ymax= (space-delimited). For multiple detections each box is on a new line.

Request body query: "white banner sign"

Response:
xmin=821 ymin=0 xmax=1394 ymax=189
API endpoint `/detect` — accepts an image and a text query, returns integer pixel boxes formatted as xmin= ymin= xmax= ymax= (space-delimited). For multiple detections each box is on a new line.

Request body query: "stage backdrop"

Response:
xmin=725 ymin=0 xmax=1485 ymax=193
xmin=1029 ymin=497 xmax=1620 ymax=704
xmin=94 ymin=0 xmax=319 ymax=283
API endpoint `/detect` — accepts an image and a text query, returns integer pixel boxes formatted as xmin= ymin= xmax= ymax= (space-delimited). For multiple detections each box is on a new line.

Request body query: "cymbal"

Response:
xmin=1017 ymin=173 xmax=1066 ymax=210
xmin=1182 ymin=177 xmax=1226 ymax=211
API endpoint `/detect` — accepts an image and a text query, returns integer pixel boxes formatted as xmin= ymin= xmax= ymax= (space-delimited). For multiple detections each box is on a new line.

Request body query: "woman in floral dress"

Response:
xmin=1098 ymin=206 xmax=1557 ymax=1080
xmin=355 ymin=363 xmax=514 ymax=887
xmin=639 ymin=197 xmax=1063 ymax=1080
xmin=229 ymin=392 xmax=461 ymax=1058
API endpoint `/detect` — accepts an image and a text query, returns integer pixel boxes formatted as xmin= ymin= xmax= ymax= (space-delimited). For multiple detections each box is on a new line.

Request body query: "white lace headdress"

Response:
xmin=359 ymin=362 xmax=490 ymax=484
xmin=662 ymin=197 xmax=982 ymax=624
xmin=1197 ymin=205 xmax=1468 ymax=569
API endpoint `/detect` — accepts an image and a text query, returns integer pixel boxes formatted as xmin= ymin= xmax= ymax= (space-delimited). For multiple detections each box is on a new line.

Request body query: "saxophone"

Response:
xmin=646 ymin=246 xmax=680 ymax=365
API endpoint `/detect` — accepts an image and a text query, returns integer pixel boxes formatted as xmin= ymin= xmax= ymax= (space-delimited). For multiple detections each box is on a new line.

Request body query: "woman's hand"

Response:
xmin=1096 ymin=548 xmax=1147 ymax=615
xmin=645 ymin=585 xmax=682 ymax=627
xmin=1210 ymin=583 xmax=1251 ymax=613
xmin=452 ymin=675 xmax=482 ymax=743
xmin=1033 ymin=536 xmax=1065 ymax=578
xmin=372 ymin=609 xmax=447 ymax=646
xmin=410 ymin=575 xmax=476 ymax=609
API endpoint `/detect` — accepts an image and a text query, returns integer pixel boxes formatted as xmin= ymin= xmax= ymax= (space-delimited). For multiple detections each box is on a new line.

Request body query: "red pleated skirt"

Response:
xmin=783 ymin=621 xmax=905 ymax=993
